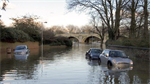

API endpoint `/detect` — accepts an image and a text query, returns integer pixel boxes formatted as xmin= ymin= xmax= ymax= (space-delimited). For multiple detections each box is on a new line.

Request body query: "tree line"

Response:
xmin=0 ymin=15 xmax=72 ymax=47
xmin=66 ymin=0 xmax=150 ymax=48
xmin=1 ymin=0 xmax=149 ymax=48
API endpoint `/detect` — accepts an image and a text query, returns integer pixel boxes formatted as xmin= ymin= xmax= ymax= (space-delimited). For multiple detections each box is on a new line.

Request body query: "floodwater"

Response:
xmin=0 ymin=43 xmax=150 ymax=84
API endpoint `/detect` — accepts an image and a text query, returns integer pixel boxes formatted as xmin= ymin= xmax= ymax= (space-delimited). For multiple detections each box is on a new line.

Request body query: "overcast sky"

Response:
xmin=0 ymin=0 xmax=90 ymax=27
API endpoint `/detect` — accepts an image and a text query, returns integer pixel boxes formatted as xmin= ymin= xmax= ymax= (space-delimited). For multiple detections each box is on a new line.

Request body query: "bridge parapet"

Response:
xmin=56 ymin=33 xmax=108 ymax=43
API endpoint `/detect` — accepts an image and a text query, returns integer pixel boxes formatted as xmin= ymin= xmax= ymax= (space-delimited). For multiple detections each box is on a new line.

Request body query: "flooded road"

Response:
xmin=0 ymin=44 xmax=149 ymax=84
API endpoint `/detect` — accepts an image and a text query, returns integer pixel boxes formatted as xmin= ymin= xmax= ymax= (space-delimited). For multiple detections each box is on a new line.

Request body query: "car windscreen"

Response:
xmin=109 ymin=51 xmax=127 ymax=58
xmin=15 ymin=46 xmax=26 ymax=50
xmin=91 ymin=49 xmax=102 ymax=54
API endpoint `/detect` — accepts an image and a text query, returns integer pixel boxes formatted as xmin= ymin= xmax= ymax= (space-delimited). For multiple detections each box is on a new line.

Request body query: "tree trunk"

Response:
xmin=129 ymin=0 xmax=136 ymax=39
xmin=115 ymin=6 xmax=121 ymax=40
xmin=143 ymin=0 xmax=148 ymax=39
xmin=100 ymin=39 xmax=103 ymax=49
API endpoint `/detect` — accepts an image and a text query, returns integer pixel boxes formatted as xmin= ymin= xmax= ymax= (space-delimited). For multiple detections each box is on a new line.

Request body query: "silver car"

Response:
xmin=14 ymin=54 xmax=29 ymax=60
xmin=14 ymin=45 xmax=30 ymax=55
xmin=99 ymin=49 xmax=133 ymax=68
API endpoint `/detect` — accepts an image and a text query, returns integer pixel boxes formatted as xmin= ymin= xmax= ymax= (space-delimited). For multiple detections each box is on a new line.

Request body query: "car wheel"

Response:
xmin=89 ymin=56 xmax=91 ymax=59
xmin=98 ymin=58 xmax=101 ymax=65
xmin=107 ymin=61 xmax=113 ymax=69
xmin=85 ymin=55 xmax=87 ymax=59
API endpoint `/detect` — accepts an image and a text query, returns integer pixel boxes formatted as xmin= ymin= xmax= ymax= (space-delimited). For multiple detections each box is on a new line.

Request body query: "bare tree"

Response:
xmin=143 ymin=0 xmax=149 ymax=39
xmin=127 ymin=0 xmax=139 ymax=38
xmin=122 ymin=0 xmax=150 ymax=39
xmin=50 ymin=25 xmax=67 ymax=34
xmin=90 ymin=15 xmax=106 ymax=49
xmin=80 ymin=25 xmax=93 ymax=34
xmin=66 ymin=0 xmax=130 ymax=40
xmin=66 ymin=25 xmax=79 ymax=34
xmin=0 ymin=0 xmax=9 ymax=18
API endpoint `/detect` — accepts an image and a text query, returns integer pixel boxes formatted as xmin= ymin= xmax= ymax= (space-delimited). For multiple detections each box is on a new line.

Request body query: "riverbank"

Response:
xmin=107 ymin=45 xmax=150 ymax=50
xmin=0 ymin=42 xmax=40 ymax=54
xmin=106 ymin=38 xmax=150 ymax=48
xmin=0 ymin=42 xmax=68 ymax=54
xmin=107 ymin=44 xmax=150 ymax=61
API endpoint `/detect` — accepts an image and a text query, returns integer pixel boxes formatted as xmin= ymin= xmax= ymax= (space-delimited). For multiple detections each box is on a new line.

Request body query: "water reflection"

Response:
xmin=103 ymin=66 xmax=133 ymax=77
xmin=118 ymin=72 xmax=130 ymax=84
xmin=87 ymin=59 xmax=100 ymax=66
xmin=0 ymin=44 xmax=149 ymax=84
xmin=133 ymin=75 xmax=142 ymax=84
xmin=7 ymin=54 xmax=12 ymax=59
xmin=87 ymin=58 xmax=133 ymax=84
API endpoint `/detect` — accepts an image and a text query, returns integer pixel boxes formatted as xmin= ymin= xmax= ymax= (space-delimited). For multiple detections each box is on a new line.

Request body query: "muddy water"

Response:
xmin=0 ymin=44 xmax=149 ymax=84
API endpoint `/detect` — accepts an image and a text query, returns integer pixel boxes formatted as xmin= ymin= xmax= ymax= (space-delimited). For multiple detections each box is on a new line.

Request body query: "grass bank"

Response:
xmin=106 ymin=38 xmax=150 ymax=61
xmin=106 ymin=38 xmax=150 ymax=48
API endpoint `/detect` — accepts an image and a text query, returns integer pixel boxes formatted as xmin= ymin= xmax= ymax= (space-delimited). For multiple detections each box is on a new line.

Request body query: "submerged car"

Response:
xmin=99 ymin=49 xmax=133 ymax=67
xmin=14 ymin=54 xmax=29 ymax=60
xmin=86 ymin=48 xmax=103 ymax=59
xmin=14 ymin=45 xmax=30 ymax=55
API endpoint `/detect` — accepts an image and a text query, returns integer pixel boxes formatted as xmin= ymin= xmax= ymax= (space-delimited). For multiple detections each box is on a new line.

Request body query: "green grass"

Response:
xmin=106 ymin=38 xmax=150 ymax=48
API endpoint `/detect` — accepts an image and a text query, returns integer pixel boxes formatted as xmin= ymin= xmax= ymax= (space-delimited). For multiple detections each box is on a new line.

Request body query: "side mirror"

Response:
xmin=106 ymin=54 xmax=109 ymax=57
xmin=86 ymin=51 xmax=88 ymax=54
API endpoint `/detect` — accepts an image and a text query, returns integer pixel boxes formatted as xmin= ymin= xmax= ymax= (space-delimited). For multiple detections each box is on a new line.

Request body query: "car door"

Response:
xmin=26 ymin=46 xmax=29 ymax=54
xmin=100 ymin=52 xmax=105 ymax=63
xmin=86 ymin=49 xmax=91 ymax=58
xmin=102 ymin=50 xmax=109 ymax=65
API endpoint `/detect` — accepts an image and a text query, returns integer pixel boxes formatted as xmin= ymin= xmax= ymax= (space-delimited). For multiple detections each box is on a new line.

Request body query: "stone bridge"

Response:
xmin=56 ymin=33 xmax=108 ymax=43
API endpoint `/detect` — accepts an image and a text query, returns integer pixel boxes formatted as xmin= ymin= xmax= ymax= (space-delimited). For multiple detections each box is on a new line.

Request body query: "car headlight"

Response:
xmin=130 ymin=61 xmax=133 ymax=65
xmin=112 ymin=59 xmax=116 ymax=63
xmin=21 ymin=51 xmax=26 ymax=55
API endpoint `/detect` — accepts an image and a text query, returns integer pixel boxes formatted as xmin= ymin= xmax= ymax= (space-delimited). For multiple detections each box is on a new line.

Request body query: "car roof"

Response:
xmin=16 ymin=45 xmax=27 ymax=47
xmin=90 ymin=48 xmax=102 ymax=50
xmin=17 ymin=45 xmax=27 ymax=46
xmin=104 ymin=49 xmax=123 ymax=52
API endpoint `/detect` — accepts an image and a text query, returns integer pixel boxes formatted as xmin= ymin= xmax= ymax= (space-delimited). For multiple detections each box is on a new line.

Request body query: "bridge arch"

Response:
xmin=68 ymin=36 xmax=79 ymax=42
xmin=55 ymin=34 xmax=106 ymax=43
xmin=82 ymin=35 xmax=101 ymax=43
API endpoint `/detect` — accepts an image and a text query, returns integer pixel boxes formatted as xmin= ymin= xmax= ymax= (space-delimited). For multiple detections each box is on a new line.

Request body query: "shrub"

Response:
xmin=47 ymin=36 xmax=72 ymax=47
xmin=1 ymin=28 xmax=31 ymax=43
xmin=106 ymin=38 xmax=150 ymax=48
xmin=64 ymin=39 xmax=72 ymax=47
xmin=49 ymin=42 xmax=61 ymax=46
xmin=122 ymin=39 xmax=133 ymax=46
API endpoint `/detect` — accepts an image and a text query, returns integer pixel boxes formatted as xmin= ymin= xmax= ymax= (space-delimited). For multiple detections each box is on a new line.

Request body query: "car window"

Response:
xmin=110 ymin=51 xmax=127 ymax=57
xmin=102 ymin=50 xmax=106 ymax=55
xmin=109 ymin=51 xmax=117 ymax=57
xmin=91 ymin=49 xmax=102 ymax=53
xmin=117 ymin=51 xmax=127 ymax=58
xmin=88 ymin=49 xmax=90 ymax=53
xmin=104 ymin=50 xmax=109 ymax=56
xmin=15 ymin=46 xmax=26 ymax=50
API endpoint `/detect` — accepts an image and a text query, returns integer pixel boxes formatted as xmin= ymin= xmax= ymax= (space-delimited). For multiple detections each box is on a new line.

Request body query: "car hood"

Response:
xmin=111 ymin=57 xmax=131 ymax=63
xmin=14 ymin=49 xmax=26 ymax=52
xmin=91 ymin=53 xmax=100 ymax=56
